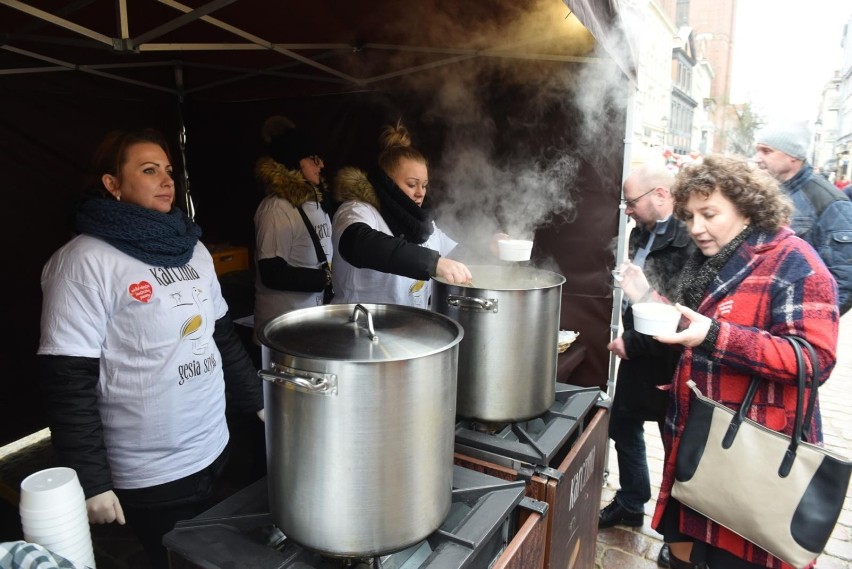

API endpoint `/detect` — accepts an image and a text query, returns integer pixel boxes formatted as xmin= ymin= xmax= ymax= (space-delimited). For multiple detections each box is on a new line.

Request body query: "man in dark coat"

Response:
xmin=755 ymin=120 xmax=852 ymax=315
xmin=599 ymin=163 xmax=695 ymax=566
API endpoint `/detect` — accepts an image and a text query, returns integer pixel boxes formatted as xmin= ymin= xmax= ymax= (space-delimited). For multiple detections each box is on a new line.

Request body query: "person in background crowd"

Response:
xmin=330 ymin=121 xmax=472 ymax=307
xmin=619 ymin=155 xmax=839 ymax=569
xmin=754 ymin=120 xmax=852 ymax=315
xmin=253 ymin=116 xmax=334 ymax=339
xmin=835 ymin=174 xmax=849 ymax=191
xmin=600 ymin=163 xmax=696 ymax=569
xmin=37 ymin=128 xmax=264 ymax=569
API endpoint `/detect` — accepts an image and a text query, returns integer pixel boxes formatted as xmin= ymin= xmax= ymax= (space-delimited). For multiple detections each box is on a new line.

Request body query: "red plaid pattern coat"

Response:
xmin=651 ymin=227 xmax=840 ymax=568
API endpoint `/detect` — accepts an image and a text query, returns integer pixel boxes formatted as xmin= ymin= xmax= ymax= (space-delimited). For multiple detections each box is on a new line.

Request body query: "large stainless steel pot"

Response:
xmin=257 ymin=303 xmax=463 ymax=557
xmin=432 ymin=265 xmax=565 ymax=421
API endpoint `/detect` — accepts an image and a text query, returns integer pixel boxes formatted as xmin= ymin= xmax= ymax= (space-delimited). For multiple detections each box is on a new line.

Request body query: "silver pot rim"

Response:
xmin=258 ymin=303 xmax=464 ymax=362
xmin=433 ymin=264 xmax=565 ymax=291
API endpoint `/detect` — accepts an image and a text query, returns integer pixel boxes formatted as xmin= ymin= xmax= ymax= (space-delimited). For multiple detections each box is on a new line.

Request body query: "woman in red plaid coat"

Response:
xmin=618 ymin=155 xmax=840 ymax=569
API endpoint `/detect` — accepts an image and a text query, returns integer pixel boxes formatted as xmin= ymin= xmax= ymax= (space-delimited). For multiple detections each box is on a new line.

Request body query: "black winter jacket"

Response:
xmin=612 ymin=219 xmax=696 ymax=421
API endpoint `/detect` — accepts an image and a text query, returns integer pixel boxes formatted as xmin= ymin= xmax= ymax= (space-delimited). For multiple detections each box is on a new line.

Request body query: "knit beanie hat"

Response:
xmin=268 ymin=127 xmax=320 ymax=170
xmin=755 ymin=120 xmax=811 ymax=160
xmin=261 ymin=115 xmax=295 ymax=144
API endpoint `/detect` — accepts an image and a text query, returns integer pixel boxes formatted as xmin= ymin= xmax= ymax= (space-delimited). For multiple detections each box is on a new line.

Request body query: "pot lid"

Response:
xmin=257 ymin=303 xmax=463 ymax=362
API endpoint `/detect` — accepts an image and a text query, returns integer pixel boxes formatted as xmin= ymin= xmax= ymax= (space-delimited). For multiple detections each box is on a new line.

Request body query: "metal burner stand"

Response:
xmin=164 ymin=466 xmax=549 ymax=569
xmin=454 ymin=383 xmax=610 ymax=569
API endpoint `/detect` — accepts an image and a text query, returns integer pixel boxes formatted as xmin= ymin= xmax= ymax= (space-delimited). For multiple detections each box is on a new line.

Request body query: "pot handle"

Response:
xmin=350 ymin=303 xmax=379 ymax=342
xmin=258 ymin=364 xmax=338 ymax=396
xmin=446 ymin=295 xmax=499 ymax=313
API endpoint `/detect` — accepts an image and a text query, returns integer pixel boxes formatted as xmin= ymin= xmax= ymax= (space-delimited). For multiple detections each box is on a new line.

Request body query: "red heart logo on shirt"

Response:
xmin=129 ymin=281 xmax=153 ymax=303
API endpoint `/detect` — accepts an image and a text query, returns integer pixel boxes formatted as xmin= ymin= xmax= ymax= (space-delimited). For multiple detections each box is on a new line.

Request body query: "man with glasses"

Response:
xmin=600 ymin=162 xmax=695 ymax=568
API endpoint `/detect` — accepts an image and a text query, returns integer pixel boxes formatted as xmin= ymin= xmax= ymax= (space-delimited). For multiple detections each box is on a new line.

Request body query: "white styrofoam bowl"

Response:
xmin=632 ymin=302 xmax=680 ymax=336
xmin=497 ymin=239 xmax=533 ymax=261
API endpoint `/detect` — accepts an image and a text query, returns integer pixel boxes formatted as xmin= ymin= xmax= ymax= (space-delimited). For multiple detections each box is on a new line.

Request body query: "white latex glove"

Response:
xmin=436 ymin=257 xmax=473 ymax=285
xmin=616 ymin=262 xmax=652 ymax=304
xmin=653 ymin=304 xmax=711 ymax=347
xmin=86 ymin=490 xmax=126 ymax=525
xmin=256 ymin=409 xmax=265 ymax=422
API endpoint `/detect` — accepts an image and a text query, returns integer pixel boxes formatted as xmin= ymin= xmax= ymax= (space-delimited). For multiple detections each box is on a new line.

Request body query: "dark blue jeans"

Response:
xmin=609 ymin=408 xmax=663 ymax=514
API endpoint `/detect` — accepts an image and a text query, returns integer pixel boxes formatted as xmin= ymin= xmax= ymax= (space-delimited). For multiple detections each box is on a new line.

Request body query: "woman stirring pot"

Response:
xmin=331 ymin=121 xmax=472 ymax=307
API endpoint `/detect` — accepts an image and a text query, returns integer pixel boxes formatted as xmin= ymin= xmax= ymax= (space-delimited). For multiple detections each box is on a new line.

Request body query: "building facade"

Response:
xmin=658 ymin=0 xmax=736 ymax=153
xmin=835 ymin=14 xmax=852 ymax=180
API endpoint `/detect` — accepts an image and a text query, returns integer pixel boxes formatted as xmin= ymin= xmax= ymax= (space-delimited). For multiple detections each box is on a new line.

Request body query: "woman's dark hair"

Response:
xmin=83 ymin=128 xmax=173 ymax=198
xmin=672 ymin=154 xmax=792 ymax=232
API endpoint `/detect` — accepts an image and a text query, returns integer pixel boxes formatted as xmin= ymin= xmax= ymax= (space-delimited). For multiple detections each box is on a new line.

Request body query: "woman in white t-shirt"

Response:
xmin=253 ymin=117 xmax=334 ymax=331
xmin=331 ymin=122 xmax=472 ymax=308
xmin=37 ymin=129 xmax=263 ymax=569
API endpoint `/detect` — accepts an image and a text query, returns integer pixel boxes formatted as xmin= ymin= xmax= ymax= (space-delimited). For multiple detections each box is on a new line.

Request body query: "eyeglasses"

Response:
xmin=621 ymin=187 xmax=656 ymax=209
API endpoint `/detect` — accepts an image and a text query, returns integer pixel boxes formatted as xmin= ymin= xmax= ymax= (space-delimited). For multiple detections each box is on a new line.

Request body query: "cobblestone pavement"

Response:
xmin=595 ymin=311 xmax=852 ymax=569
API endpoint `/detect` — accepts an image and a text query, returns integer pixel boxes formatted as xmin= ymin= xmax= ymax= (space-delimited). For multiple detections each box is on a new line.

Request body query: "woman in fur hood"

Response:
xmin=253 ymin=117 xmax=334 ymax=332
xmin=331 ymin=122 xmax=472 ymax=308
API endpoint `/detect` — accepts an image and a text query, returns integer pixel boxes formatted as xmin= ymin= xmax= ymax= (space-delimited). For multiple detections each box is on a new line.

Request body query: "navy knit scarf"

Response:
xmin=75 ymin=198 xmax=202 ymax=267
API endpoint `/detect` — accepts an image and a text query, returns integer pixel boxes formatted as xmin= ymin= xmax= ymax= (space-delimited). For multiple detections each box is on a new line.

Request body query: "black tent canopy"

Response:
xmin=0 ymin=0 xmax=634 ymax=446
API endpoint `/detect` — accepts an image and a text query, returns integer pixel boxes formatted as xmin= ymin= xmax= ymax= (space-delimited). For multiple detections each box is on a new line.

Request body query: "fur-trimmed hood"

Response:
xmin=333 ymin=166 xmax=435 ymax=244
xmin=332 ymin=167 xmax=380 ymax=210
xmin=255 ymin=155 xmax=322 ymax=207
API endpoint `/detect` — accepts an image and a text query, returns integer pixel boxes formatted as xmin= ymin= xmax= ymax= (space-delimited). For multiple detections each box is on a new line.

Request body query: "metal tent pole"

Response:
xmin=602 ymin=84 xmax=636 ymax=482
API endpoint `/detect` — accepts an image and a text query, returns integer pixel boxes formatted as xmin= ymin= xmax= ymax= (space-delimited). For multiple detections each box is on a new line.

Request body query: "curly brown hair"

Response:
xmin=672 ymin=154 xmax=792 ymax=232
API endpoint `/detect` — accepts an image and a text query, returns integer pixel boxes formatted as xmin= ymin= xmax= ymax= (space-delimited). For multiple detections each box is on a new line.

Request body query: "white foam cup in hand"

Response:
xmin=632 ymin=302 xmax=680 ymax=336
xmin=497 ymin=239 xmax=533 ymax=261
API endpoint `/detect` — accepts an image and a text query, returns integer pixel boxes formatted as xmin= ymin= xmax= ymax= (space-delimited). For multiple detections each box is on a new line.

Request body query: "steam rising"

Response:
xmin=372 ymin=0 xmax=632 ymax=264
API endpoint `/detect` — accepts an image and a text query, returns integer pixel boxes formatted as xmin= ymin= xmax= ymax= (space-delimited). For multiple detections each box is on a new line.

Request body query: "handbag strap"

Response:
xmin=296 ymin=205 xmax=329 ymax=266
xmin=787 ymin=336 xmax=821 ymax=439
xmin=297 ymin=205 xmax=333 ymax=304
xmin=733 ymin=336 xmax=821 ymax=477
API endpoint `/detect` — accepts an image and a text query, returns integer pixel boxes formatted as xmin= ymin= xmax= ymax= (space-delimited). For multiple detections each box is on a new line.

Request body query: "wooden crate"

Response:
xmin=208 ymin=245 xmax=249 ymax=276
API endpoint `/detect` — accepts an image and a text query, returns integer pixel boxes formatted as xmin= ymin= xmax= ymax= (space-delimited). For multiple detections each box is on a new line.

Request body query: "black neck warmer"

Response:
xmin=367 ymin=167 xmax=434 ymax=245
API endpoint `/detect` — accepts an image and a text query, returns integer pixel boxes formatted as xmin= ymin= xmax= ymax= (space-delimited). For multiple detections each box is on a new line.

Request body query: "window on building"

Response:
xmin=676 ymin=0 xmax=690 ymax=26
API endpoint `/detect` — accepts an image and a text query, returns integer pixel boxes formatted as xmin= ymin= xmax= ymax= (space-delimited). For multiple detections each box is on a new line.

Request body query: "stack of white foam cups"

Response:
xmin=19 ymin=467 xmax=96 ymax=568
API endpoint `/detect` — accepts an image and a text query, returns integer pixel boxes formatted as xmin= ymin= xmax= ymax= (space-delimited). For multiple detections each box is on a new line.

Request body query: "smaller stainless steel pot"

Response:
xmin=432 ymin=265 xmax=565 ymax=421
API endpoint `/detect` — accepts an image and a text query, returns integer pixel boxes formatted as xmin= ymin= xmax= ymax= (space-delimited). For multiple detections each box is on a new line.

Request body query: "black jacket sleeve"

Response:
xmin=213 ymin=312 xmax=264 ymax=414
xmin=339 ymin=222 xmax=440 ymax=280
xmin=257 ymin=256 xmax=327 ymax=292
xmin=37 ymin=355 xmax=113 ymax=499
